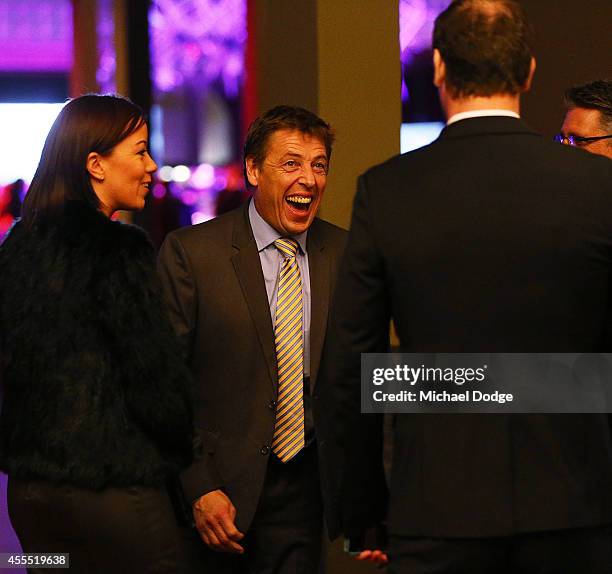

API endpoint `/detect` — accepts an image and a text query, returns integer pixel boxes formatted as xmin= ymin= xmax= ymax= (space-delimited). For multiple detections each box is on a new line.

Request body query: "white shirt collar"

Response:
xmin=447 ymin=109 xmax=520 ymax=126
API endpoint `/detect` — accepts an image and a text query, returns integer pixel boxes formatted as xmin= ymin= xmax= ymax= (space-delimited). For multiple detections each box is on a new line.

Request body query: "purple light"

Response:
xmin=155 ymin=164 xmax=243 ymax=217
xmin=149 ymin=0 xmax=247 ymax=96
xmin=399 ymin=0 xmax=451 ymax=114
xmin=191 ymin=164 xmax=215 ymax=189
xmin=0 ymin=0 xmax=72 ymax=72
xmin=399 ymin=0 xmax=451 ymax=64
xmin=213 ymin=174 xmax=228 ymax=192
xmin=152 ymin=183 xmax=167 ymax=199
xmin=191 ymin=211 xmax=212 ymax=225
xmin=0 ymin=474 xmax=23 ymax=566
xmin=96 ymin=0 xmax=116 ymax=94
xmin=180 ymin=189 xmax=199 ymax=206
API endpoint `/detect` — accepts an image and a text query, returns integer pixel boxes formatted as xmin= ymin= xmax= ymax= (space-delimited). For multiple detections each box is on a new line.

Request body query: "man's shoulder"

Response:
xmin=311 ymin=217 xmax=347 ymax=236
xmin=310 ymin=217 xmax=348 ymax=248
xmin=361 ymin=142 xmax=439 ymax=183
xmin=518 ymin=133 xmax=612 ymax=190
xmin=362 ymin=127 xmax=611 ymax=182
xmin=544 ymin=138 xmax=612 ymax=173
xmin=164 ymin=204 xmax=245 ymax=251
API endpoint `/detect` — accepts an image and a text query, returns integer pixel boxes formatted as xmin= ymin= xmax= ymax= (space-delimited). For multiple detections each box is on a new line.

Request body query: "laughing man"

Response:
xmin=158 ymin=106 xmax=347 ymax=574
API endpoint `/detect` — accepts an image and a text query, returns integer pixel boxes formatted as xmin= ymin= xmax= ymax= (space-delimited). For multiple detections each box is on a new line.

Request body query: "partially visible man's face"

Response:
xmin=561 ymin=107 xmax=612 ymax=159
xmin=247 ymin=128 xmax=328 ymax=236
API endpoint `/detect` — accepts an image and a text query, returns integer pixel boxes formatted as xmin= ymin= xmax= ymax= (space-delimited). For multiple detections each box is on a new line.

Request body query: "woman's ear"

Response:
xmin=86 ymin=152 xmax=105 ymax=182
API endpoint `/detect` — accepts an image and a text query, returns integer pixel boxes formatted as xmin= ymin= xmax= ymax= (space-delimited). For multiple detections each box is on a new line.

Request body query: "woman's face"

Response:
xmin=93 ymin=123 xmax=157 ymax=215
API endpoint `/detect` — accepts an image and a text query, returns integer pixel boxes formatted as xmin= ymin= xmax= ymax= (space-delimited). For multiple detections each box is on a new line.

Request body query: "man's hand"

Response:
xmin=193 ymin=490 xmax=245 ymax=553
xmin=357 ymin=549 xmax=389 ymax=566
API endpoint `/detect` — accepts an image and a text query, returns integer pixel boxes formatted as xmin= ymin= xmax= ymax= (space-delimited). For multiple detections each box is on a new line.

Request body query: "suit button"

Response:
xmin=268 ymin=400 xmax=276 ymax=410
xmin=260 ymin=445 xmax=270 ymax=455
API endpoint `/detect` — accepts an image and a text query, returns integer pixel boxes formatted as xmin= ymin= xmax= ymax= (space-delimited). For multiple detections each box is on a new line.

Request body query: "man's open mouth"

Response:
xmin=285 ymin=195 xmax=312 ymax=212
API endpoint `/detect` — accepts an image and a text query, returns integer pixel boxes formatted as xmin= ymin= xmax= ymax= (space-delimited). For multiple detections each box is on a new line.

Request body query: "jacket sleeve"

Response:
xmin=321 ymin=173 xmax=390 ymax=538
xmin=158 ymin=232 xmax=224 ymax=502
xmin=157 ymin=232 xmax=197 ymax=361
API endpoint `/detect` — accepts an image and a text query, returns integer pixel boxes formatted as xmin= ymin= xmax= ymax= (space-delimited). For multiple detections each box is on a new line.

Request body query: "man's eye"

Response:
xmin=313 ymin=162 xmax=327 ymax=172
xmin=285 ymin=160 xmax=299 ymax=169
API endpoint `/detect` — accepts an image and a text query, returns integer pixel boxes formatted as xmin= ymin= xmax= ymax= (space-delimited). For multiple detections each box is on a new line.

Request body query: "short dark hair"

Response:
xmin=22 ymin=94 xmax=146 ymax=227
xmin=433 ymin=0 xmax=534 ymax=98
xmin=243 ymin=105 xmax=334 ymax=189
xmin=564 ymin=79 xmax=612 ymax=131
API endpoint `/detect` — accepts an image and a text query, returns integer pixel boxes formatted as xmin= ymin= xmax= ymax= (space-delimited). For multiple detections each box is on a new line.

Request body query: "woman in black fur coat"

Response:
xmin=0 ymin=95 xmax=197 ymax=573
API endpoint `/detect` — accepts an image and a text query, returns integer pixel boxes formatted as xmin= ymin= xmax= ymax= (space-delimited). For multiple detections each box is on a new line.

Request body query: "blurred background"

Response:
xmin=0 ymin=1 xmax=610 ymax=572
xmin=2 ymin=1 xmax=611 ymax=240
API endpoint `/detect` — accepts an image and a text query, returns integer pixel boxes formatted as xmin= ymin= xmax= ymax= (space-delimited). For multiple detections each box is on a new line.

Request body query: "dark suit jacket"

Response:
xmin=158 ymin=202 xmax=346 ymax=535
xmin=324 ymin=116 xmax=612 ymax=538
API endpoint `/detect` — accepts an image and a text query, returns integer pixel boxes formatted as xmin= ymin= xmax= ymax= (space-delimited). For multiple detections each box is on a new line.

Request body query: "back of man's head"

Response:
xmin=433 ymin=0 xmax=533 ymax=98
xmin=564 ymin=80 xmax=612 ymax=132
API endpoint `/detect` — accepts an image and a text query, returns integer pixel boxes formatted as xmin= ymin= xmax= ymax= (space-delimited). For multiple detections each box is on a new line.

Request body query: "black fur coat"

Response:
xmin=0 ymin=202 xmax=193 ymax=489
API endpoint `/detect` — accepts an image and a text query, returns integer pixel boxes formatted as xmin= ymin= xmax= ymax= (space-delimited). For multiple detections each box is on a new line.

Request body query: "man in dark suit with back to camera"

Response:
xmin=324 ymin=1 xmax=612 ymax=573
xmin=158 ymin=106 xmax=346 ymax=573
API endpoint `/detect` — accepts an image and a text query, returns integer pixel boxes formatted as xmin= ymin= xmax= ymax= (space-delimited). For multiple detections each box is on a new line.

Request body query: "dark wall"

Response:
xmin=521 ymin=0 xmax=612 ymax=137
xmin=126 ymin=0 xmax=151 ymax=115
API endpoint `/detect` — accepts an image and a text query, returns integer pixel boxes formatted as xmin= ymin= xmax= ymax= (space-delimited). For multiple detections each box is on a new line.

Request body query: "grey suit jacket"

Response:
xmin=158 ymin=201 xmax=346 ymax=534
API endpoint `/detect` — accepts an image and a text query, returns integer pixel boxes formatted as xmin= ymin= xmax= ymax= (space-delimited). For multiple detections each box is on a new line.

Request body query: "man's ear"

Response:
xmin=86 ymin=152 xmax=105 ymax=182
xmin=522 ymin=57 xmax=537 ymax=92
xmin=245 ymin=156 xmax=259 ymax=188
xmin=433 ymin=49 xmax=446 ymax=88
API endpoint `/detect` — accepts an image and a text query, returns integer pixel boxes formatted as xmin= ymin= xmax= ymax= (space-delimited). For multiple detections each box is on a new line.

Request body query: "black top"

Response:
xmin=0 ymin=202 xmax=193 ymax=489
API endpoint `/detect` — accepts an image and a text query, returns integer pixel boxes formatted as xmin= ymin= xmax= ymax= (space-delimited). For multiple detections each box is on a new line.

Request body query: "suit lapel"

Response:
xmin=308 ymin=224 xmax=330 ymax=392
xmin=231 ymin=205 xmax=278 ymax=392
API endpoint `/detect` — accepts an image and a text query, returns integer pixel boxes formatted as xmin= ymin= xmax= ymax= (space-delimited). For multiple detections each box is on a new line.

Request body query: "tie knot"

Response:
xmin=274 ymin=238 xmax=299 ymax=259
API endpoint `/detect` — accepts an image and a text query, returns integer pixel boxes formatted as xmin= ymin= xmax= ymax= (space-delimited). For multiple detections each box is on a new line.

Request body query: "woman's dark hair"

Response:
xmin=21 ymin=94 xmax=146 ymax=227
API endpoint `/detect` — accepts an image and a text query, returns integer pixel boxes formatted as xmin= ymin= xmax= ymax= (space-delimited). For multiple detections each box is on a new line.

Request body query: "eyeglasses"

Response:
xmin=553 ymin=133 xmax=612 ymax=147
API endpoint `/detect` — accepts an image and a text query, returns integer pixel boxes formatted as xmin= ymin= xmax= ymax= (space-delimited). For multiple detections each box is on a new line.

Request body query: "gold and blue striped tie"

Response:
xmin=271 ymin=238 xmax=305 ymax=462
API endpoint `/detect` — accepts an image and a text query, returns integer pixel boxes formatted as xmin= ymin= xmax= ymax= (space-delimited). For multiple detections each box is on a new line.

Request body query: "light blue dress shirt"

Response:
xmin=248 ymin=199 xmax=311 ymax=378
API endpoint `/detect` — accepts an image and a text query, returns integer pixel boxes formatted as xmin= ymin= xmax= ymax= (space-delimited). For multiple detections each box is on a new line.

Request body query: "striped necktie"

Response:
xmin=271 ymin=238 xmax=305 ymax=462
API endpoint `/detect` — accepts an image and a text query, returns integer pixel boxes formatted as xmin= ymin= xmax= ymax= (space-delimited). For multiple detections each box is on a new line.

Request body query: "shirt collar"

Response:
xmin=248 ymin=199 xmax=308 ymax=255
xmin=447 ymin=109 xmax=520 ymax=126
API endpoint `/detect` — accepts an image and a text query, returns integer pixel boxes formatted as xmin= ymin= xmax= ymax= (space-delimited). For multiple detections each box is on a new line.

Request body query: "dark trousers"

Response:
xmin=184 ymin=443 xmax=324 ymax=574
xmin=8 ymin=477 xmax=198 ymax=574
xmin=388 ymin=525 xmax=612 ymax=574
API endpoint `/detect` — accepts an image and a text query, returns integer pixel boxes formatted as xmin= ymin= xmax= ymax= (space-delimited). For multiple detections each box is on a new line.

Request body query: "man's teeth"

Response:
xmin=286 ymin=196 xmax=312 ymax=204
